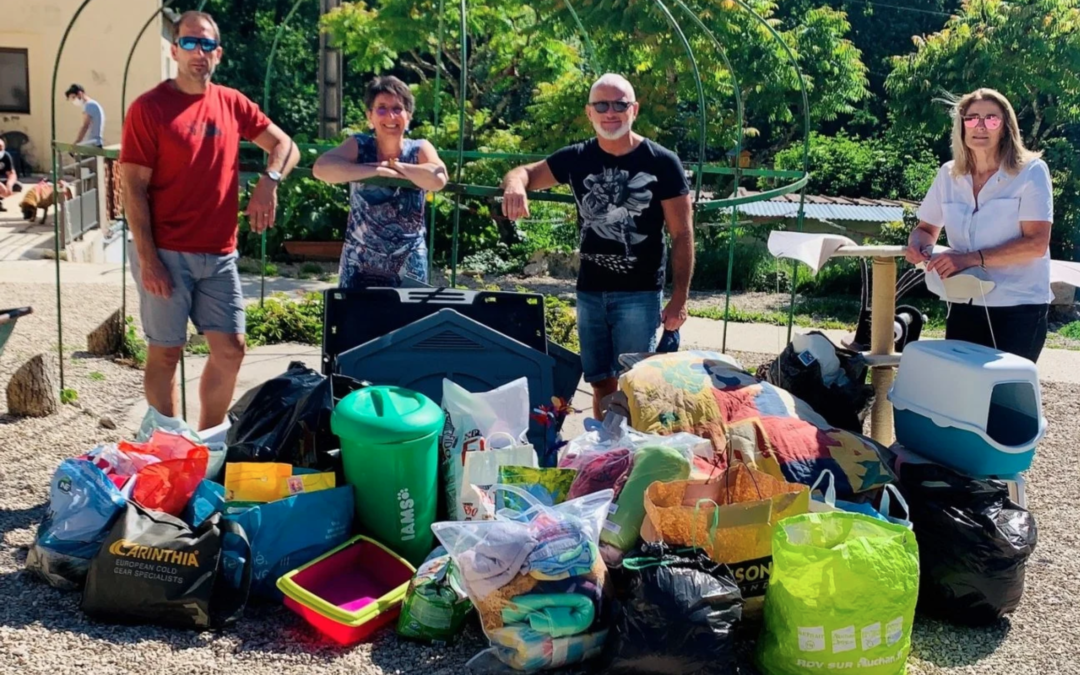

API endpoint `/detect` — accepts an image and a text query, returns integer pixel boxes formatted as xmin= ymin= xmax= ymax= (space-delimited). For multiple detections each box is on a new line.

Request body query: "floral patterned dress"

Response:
xmin=338 ymin=134 xmax=429 ymax=288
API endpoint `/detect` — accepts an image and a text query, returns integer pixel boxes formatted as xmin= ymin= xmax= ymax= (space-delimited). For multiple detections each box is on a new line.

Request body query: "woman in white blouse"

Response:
xmin=906 ymin=88 xmax=1054 ymax=363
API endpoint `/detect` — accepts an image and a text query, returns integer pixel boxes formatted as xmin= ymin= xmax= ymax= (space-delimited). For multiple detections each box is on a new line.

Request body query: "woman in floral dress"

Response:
xmin=313 ymin=76 xmax=448 ymax=288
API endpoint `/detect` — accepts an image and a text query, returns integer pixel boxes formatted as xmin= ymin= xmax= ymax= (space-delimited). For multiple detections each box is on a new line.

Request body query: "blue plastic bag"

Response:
xmin=224 ymin=485 xmax=354 ymax=599
xmin=810 ymin=470 xmax=912 ymax=529
xmin=26 ymin=459 xmax=127 ymax=590
xmin=183 ymin=479 xmax=227 ymax=529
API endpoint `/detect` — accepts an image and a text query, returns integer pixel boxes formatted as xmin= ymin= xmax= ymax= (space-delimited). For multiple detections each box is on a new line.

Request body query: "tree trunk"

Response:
xmin=7 ymin=354 xmax=58 ymax=418
xmin=87 ymin=309 xmax=124 ymax=356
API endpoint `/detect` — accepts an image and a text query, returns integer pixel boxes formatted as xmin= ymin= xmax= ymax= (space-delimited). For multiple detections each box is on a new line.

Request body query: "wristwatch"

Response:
xmin=264 ymin=169 xmax=282 ymax=183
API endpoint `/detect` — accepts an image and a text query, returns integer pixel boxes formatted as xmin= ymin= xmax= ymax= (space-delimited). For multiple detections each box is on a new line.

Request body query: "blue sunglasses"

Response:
xmin=175 ymin=36 xmax=219 ymax=52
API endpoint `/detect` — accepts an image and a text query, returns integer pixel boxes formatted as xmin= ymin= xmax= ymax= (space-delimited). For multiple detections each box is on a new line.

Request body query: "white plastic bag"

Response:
xmin=432 ymin=486 xmax=613 ymax=673
xmin=137 ymin=406 xmax=203 ymax=443
xmin=441 ymin=378 xmax=531 ymax=520
xmin=459 ymin=433 xmax=539 ymax=521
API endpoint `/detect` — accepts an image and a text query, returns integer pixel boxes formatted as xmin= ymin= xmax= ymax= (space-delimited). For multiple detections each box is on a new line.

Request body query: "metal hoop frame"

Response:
xmin=49 ymin=0 xmax=813 ymax=413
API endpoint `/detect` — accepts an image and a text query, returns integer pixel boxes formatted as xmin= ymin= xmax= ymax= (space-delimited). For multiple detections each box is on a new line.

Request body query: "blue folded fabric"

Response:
xmin=525 ymin=521 xmax=596 ymax=580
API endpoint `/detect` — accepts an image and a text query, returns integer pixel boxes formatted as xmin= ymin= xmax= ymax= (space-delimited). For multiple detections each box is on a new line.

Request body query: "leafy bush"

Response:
xmin=238 ymin=178 xmax=349 ymax=261
xmin=460 ymin=244 xmax=520 ymax=276
xmin=245 ymin=292 xmax=323 ymax=347
xmin=768 ymin=131 xmax=938 ymax=201
xmin=690 ymin=226 xmax=810 ymax=293
xmin=119 ymin=315 xmax=147 ymax=369
xmin=543 ymin=294 xmax=579 ymax=352
xmin=1059 ymin=321 xmax=1080 ymax=341
xmin=241 ymin=288 xmax=582 ymax=358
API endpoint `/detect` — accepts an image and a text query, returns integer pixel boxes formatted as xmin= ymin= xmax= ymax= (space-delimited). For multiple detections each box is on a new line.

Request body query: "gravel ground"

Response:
xmin=1 ymin=279 xmax=1078 ymax=674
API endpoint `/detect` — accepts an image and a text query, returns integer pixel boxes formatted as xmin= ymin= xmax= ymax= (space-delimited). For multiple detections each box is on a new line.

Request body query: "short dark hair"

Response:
xmin=171 ymin=10 xmax=221 ymax=42
xmin=364 ymin=76 xmax=415 ymax=115
xmin=65 ymin=84 xmax=85 ymax=98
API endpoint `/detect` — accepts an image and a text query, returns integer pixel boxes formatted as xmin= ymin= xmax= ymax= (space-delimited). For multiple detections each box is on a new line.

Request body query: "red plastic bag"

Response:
xmin=119 ymin=431 xmax=209 ymax=516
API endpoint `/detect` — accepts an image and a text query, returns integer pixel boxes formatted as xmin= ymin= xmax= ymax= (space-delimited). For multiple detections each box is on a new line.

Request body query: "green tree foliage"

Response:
xmin=318 ymin=0 xmax=869 ymax=264
xmin=776 ymin=0 xmax=961 ymax=125
xmin=771 ymin=131 xmax=938 ymax=199
xmin=886 ymin=0 xmax=1080 ymax=258
xmin=200 ymin=0 xmax=322 ymax=139
xmin=321 ymin=0 xmax=870 ymax=153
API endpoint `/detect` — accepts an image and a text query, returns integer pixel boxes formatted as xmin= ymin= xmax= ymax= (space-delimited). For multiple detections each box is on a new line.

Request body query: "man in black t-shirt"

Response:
xmin=0 ymin=139 xmax=19 ymax=211
xmin=501 ymin=74 xmax=695 ymax=418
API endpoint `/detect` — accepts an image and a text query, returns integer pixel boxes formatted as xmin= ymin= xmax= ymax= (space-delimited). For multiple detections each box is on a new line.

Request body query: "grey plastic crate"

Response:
xmin=334 ymin=309 xmax=556 ymax=449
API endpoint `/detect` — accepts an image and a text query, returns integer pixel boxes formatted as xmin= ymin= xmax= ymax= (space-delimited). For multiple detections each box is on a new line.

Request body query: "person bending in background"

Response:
xmin=500 ymin=73 xmax=694 ymax=420
xmin=906 ymin=87 xmax=1053 ymax=363
xmin=312 ymin=75 xmax=448 ymax=289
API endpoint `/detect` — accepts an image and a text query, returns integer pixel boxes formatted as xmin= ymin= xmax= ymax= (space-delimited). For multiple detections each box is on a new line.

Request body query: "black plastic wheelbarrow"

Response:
xmin=0 ymin=307 xmax=33 ymax=358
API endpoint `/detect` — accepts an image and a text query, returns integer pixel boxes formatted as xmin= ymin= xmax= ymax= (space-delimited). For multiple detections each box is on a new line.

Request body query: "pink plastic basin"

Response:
xmin=278 ymin=535 xmax=416 ymax=646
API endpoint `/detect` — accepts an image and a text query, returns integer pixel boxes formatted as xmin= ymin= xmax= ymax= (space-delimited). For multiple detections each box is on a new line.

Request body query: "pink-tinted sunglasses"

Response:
xmin=963 ymin=114 xmax=1003 ymax=130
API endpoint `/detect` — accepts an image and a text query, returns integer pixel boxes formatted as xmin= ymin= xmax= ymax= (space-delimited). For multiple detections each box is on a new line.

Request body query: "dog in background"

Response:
xmin=19 ymin=180 xmax=74 ymax=224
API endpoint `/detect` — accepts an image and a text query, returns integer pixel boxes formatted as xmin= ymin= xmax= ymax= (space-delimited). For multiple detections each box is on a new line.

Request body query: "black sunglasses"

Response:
xmin=175 ymin=36 xmax=220 ymax=52
xmin=589 ymin=100 xmax=632 ymax=113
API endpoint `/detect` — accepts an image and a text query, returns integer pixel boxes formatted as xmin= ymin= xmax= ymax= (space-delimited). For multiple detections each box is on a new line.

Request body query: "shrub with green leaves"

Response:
xmin=245 ymin=292 xmax=324 ymax=347
xmin=119 ymin=315 xmax=147 ymax=369
xmin=543 ymin=295 xmax=579 ymax=352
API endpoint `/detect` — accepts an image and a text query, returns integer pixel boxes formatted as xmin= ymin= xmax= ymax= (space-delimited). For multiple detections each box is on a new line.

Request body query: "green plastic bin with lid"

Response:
xmin=331 ymin=386 xmax=445 ymax=565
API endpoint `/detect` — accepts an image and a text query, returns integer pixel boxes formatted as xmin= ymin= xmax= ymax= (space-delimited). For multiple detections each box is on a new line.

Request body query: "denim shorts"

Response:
xmin=576 ymin=290 xmax=663 ymax=383
xmin=129 ymin=248 xmax=245 ymax=347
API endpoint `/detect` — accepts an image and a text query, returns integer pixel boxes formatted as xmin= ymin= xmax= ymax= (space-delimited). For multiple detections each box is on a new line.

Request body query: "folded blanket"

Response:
xmin=620 ymin=352 xmax=893 ymax=498
xmin=459 ymin=522 xmax=538 ymax=599
xmin=502 ymin=593 xmax=595 ymax=638
xmin=488 ymin=625 xmax=608 ymax=671
xmin=601 ymin=445 xmax=691 ymax=551
xmin=526 ymin=521 xmax=597 ymax=581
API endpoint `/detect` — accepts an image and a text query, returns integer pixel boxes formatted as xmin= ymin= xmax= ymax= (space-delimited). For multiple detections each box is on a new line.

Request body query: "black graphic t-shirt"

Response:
xmin=547 ymin=138 xmax=690 ymax=292
xmin=0 ymin=152 xmax=13 ymax=177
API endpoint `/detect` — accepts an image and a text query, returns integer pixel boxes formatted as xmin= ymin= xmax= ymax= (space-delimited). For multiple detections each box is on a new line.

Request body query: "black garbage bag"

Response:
xmin=760 ymin=331 xmax=874 ymax=432
xmin=899 ymin=461 xmax=1037 ymax=625
xmin=225 ymin=361 xmax=365 ymax=471
xmin=605 ymin=542 xmax=743 ymax=674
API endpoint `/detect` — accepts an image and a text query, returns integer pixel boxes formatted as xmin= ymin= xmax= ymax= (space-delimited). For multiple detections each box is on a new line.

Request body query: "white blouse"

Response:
xmin=917 ymin=158 xmax=1054 ymax=307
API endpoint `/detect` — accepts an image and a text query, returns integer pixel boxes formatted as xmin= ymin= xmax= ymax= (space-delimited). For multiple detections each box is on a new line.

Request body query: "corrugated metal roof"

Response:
xmin=732 ymin=201 xmax=907 ymax=222
xmin=706 ymin=189 xmax=917 ymax=223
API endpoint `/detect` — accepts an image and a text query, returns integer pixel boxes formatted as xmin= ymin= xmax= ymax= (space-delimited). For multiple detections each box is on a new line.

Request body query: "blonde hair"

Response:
xmin=947 ymin=88 xmax=1039 ymax=177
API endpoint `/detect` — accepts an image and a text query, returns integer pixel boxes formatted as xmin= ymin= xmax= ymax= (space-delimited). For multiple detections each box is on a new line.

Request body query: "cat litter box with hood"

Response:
xmin=888 ymin=340 xmax=1045 ymax=477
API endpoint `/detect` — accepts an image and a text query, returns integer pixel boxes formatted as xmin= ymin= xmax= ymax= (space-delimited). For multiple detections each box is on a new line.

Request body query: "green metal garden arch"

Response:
xmin=49 ymin=0 xmax=812 ymax=417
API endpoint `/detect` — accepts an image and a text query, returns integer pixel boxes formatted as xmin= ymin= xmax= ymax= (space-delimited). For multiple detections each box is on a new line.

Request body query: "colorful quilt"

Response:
xmin=619 ymin=351 xmax=893 ymax=498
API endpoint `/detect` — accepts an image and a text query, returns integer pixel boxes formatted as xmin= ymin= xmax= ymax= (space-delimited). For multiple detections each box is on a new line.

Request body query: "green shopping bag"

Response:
xmin=757 ymin=512 xmax=919 ymax=675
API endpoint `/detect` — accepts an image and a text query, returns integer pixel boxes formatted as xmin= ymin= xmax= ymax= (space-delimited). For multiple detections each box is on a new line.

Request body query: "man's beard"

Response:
xmin=182 ymin=61 xmax=217 ymax=82
xmin=592 ymin=119 xmax=630 ymax=141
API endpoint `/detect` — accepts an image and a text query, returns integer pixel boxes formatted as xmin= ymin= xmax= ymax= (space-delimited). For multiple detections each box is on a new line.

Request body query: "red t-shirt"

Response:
xmin=120 ymin=81 xmax=271 ymax=254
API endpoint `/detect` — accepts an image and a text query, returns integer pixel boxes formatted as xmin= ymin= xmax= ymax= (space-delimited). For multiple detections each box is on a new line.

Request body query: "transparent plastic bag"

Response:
xmin=137 ymin=406 xmax=226 ymax=481
xmin=137 ymin=406 xmax=203 ymax=443
xmin=432 ymin=486 xmax=613 ymax=673
xmin=559 ymin=426 xmax=712 ymax=470
xmin=441 ymin=379 xmax=532 ymax=520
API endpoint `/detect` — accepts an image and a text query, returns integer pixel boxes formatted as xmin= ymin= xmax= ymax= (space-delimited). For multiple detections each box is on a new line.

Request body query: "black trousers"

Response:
xmin=944 ymin=302 xmax=1049 ymax=363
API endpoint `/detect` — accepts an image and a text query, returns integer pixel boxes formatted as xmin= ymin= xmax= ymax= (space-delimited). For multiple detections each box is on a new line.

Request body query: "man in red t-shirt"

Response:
xmin=121 ymin=10 xmax=299 ymax=430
